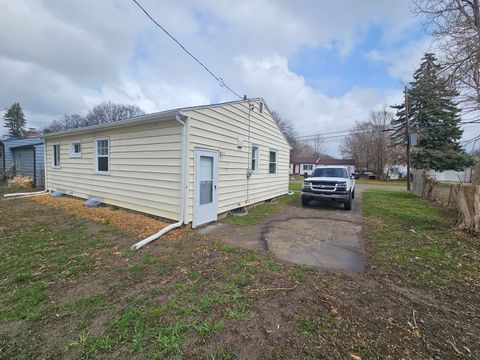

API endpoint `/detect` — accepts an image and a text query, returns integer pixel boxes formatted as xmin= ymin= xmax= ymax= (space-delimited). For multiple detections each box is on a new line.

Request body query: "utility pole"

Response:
xmin=405 ymin=85 xmax=411 ymax=191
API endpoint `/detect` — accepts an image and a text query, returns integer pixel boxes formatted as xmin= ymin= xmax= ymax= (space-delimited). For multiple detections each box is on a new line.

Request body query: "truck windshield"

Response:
xmin=311 ymin=168 xmax=348 ymax=178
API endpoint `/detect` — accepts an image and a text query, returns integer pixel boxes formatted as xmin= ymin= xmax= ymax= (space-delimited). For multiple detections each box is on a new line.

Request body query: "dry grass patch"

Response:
xmin=31 ymin=194 xmax=182 ymax=239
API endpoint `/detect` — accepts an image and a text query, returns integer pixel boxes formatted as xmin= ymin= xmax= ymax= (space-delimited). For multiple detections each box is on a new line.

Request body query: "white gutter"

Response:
xmin=130 ymin=114 xmax=187 ymax=250
xmin=4 ymin=190 xmax=48 ymax=198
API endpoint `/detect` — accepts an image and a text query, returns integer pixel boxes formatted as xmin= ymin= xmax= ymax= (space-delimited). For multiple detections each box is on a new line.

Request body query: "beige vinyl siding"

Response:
xmin=45 ymin=119 xmax=182 ymax=221
xmin=184 ymin=99 xmax=290 ymax=223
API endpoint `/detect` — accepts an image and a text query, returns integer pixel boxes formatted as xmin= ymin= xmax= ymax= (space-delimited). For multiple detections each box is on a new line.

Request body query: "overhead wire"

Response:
xmin=131 ymin=0 xmax=243 ymax=100
xmin=295 ymin=119 xmax=480 ymax=143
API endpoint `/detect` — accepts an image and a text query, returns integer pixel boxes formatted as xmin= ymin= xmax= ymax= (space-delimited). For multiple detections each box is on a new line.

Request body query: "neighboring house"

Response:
xmin=0 ymin=136 xmax=45 ymax=187
xmin=290 ymin=157 xmax=355 ymax=176
xmin=316 ymin=158 xmax=355 ymax=175
xmin=384 ymin=165 xmax=407 ymax=180
xmin=289 ymin=156 xmax=318 ymax=176
xmin=43 ymin=98 xmax=290 ymax=228
xmin=425 ymin=168 xmax=474 ymax=183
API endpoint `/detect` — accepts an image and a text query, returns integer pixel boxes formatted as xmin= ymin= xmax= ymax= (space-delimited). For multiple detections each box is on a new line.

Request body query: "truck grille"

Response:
xmin=310 ymin=181 xmax=346 ymax=191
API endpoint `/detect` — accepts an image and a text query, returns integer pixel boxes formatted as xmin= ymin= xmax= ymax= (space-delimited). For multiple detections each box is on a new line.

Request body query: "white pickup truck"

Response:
xmin=301 ymin=166 xmax=355 ymax=210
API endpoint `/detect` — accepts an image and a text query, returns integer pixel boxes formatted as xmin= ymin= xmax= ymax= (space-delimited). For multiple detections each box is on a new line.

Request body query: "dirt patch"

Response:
xmin=30 ymin=194 xmax=182 ymax=239
xmin=266 ymin=217 xmax=364 ymax=271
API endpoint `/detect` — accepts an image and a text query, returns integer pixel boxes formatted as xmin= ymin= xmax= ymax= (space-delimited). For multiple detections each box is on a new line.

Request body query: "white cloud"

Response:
xmin=364 ymin=37 xmax=436 ymax=83
xmin=235 ymin=54 xmax=405 ymax=156
xmin=0 ymin=0 xmax=422 ymax=156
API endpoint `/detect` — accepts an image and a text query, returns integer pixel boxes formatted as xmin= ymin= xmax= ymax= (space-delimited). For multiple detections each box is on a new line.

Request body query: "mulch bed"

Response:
xmin=31 ymin=194 xmax=182 ymax=239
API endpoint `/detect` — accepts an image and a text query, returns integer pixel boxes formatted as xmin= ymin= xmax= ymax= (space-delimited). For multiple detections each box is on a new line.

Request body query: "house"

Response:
xmin=43 ymin=98 xmax=290 ymax=228
xmin=290 ymin=157 xmax=355 ymax=176
xmin=316 ymin=158 xmax=355 ymax=175
xmin=0 ymin=136 xmax=45 ymax=187
xmin=384 ymin=165 xmax=407 ymax=180
xmin=289 ymin=156 xmax=317 ymax=176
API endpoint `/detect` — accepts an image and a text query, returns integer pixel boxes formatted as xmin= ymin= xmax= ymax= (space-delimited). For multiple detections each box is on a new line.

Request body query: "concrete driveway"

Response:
xmin=199 ymin=184 xmax=392 ymax=272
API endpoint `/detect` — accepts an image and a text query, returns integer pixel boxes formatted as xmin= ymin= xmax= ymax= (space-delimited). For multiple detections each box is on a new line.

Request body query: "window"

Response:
xmin=303 ymin=164 xmax=313 ymax=171
xmin=251 ymin=146 xmax=259 ymax=172
xmin=269 ymin=150 xmax=277 ymax=174
xmin=95 ymin=138 xmax=109 ymax=173
xmin=52 ymin=144 xmax=60 ymax=168
xmin=69 ymin=142 xmax=81 ymax=157
xmin=311 ymin=167 xmax=348 ymax=178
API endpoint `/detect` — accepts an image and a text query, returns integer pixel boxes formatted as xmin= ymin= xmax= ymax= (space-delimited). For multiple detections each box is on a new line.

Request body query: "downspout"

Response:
xmin=1 ymin=142 xmax=5 ymax=172
xmin=246 ymin=101 xmax=253 ymax=204
xmin=43 ymin=138 xmax=48 ymax=190
xmin=130 ymin=114 xmax=187 ymax=250
xmin=33 ymin=146 xmax=36 ymax=188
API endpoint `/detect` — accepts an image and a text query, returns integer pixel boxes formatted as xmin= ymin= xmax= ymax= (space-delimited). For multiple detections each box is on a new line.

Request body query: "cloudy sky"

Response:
xmin=1 ymin=0 xmax=476 ymax=155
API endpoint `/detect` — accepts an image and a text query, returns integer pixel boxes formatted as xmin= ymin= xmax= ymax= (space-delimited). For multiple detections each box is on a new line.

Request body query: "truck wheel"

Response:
xmin=301 ymin=197 xmax=310 ymax=206
xmin=352 ymin=190 xmax=355 ymax=199
xmin=344 ymin=192 xmax=353 ymax=210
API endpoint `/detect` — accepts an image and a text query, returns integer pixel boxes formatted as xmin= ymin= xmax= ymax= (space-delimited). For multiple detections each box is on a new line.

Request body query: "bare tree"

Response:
xmin=271 ymin=111 xmax=297 ymax=145
xmin=341 ymin=121 xmax=374 ymax=172
xmin=341 ymin=109 xmax=399 ymax=179
xmin=413 ymin=0 xmax=480 ymax=116
xmin=309 ymin=135 xmax=327 ymax=158
xmin=42 ymin=114 xmax=85 ymax=134
xmin=43 ymin=102 xmax=145 ymax=134
xmin=85 ymin=101 xmax=145 ymax=125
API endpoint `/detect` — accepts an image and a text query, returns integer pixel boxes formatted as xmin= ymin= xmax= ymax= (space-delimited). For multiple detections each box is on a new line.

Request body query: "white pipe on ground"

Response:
xmin=130 ymin=114 xmax=187 ymax=250
xmin=5 ymin=192 xmax=48 ymax=200
xmin=130 ymin=221 xmax=183 ymax=250
xmin=4 ymin=190 xmax=48 ymax=198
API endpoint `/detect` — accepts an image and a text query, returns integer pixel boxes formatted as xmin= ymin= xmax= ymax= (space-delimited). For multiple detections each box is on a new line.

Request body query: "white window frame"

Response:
xmin=69 ymin=141 xmax=82 ymax=158
xmin=94 ymin=137 xmax=110 ymax=175
xmin=251 ymin=145 xmax=259 ymax=173
xmin=302 ymin=164 xmax=313 ymax=171
xmin=51 ymin=143 xmax=60 ymax=169
xmin=268 ymin=149 xmax=278 ymax=175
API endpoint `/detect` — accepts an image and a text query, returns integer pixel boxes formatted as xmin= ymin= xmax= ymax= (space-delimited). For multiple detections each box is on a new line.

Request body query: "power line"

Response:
xmin=296 ymin=127 xmax=383 ymax=140
xmin=295 ymin=119 xmax=479 ymax=142
xmin=131 ymin=0 xmax=243 ymax=100
xmin=294 ymin=109 xmax=374 ymax=131
xmin=294 ymin=127 xmax=395 ymax=142
xmin=294 ymin=121 xmax=479 ymax=145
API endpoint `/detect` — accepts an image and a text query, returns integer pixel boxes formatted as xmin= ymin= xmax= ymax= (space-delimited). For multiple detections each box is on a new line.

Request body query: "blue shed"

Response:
xmin=0 ymin=136 xmax=45 ymax=188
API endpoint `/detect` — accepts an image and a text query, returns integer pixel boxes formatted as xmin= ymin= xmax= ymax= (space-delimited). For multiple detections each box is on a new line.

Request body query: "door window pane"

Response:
xmin=199 ymin=156 xmax=213 ymax=205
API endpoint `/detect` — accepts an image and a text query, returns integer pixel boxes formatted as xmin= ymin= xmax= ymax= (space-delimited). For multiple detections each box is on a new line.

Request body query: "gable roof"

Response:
xmin=317 ymin=158 xmax=355 ymax=166
xmin=43 ymin=97 xmax=270 ymax=139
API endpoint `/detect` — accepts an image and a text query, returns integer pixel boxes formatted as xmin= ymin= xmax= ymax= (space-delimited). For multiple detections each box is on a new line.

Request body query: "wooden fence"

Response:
xmin=412 ymin=169 xmax=480 ymax=232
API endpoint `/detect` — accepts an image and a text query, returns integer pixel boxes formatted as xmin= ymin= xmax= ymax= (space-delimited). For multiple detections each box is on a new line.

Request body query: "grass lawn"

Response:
xmin=289 ymin=175 xmax=304 ymax=181
xmin=221 ymin=192 xmax=299 ymax=227
xmin=356 ymin=178 xmax=406 ymax=186
xmin=289 ymin=182 xmax=302 ymax=192
xmin=1 ymin=185 xmax=479 ymax=359
xmin=363 ymin=189 xmax=480 ymax=288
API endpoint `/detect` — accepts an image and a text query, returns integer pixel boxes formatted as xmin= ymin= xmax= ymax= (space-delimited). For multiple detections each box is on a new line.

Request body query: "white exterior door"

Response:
xmin=193 ymin=149 xmax=218 ymax=228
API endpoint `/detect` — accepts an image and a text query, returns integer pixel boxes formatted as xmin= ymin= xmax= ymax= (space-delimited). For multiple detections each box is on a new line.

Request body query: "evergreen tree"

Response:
xmin=3 ymin=102 xmax=27 ymax=138
xmin=390 ymin=98 xmax=409 ymax=146
xmin=391 ymin=53 xmax=473 ymax=172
